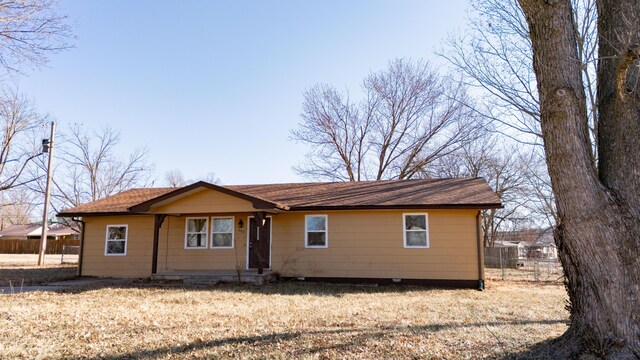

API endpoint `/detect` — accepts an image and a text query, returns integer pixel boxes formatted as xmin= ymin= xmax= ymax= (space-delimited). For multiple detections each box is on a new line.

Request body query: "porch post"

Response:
xmin=152 ymin=214 xmax=167 ymax=275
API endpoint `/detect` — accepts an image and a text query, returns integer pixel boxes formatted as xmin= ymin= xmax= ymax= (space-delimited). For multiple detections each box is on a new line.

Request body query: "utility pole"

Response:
xmin=37 ymin=121 xmax=55 ymax=266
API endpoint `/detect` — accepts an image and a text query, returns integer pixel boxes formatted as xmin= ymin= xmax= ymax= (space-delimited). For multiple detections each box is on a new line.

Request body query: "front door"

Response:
xmin=248 ymin=217 xmax=271 ymax=269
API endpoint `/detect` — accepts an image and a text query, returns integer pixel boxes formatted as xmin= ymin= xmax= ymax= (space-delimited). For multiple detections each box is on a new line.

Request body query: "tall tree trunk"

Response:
xmin=518 ymin=0 xmax=640 ymax=358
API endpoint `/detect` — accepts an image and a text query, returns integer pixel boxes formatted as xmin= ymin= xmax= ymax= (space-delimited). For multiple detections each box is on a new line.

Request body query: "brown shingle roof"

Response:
xmin=229 ymin=178 xmax=500 ymax=209
xmin=0 ymin=224 xmax=40 ymax=238
xmin=58 ymin=188 xmax=174 ymax=216
xmin=58 ymin=178 xmax=501 ymax=217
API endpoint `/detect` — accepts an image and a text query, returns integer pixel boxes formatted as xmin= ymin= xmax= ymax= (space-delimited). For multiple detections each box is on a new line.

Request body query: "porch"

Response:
xmin=151 ymin=269 xmax=276 ymax=285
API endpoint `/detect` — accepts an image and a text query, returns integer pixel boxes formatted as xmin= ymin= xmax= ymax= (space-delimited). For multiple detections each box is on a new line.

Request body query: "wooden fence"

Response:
xmin=0 ymin=238 xmax=80 ymax=254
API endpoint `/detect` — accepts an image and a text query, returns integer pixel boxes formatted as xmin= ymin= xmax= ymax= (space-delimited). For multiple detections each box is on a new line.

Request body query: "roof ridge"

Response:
xmin=227 ymin=177 xmax=483 ymax=188
xmin=121 ymin=177 xmax=486 ymax=191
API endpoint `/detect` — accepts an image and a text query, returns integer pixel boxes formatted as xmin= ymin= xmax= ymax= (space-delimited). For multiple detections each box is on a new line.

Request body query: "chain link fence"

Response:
xmin=485 ymin=247 xmax=564 ymax=283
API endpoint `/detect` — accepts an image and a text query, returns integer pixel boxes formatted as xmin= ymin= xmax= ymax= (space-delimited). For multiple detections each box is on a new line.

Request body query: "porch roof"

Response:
xmin=57 ymin=177 xmax=502 ymax=217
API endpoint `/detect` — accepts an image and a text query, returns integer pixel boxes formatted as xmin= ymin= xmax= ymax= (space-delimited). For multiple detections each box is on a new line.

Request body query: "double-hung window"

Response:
xmin=105 ymin=225 xmax=128 ymax=256
xmin=185 ymin=217 xmax=208 ymax=249
xmin=211 ymin=217 xmax=234 ymax=248
xmin=305 ymin=215 xmax=328 ymax=248
xmin=403 ymin=213 xmax=429 ymax=248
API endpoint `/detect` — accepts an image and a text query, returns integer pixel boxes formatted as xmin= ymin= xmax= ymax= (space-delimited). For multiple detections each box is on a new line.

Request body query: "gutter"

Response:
xmin=58 ymin=211 xmax=131 ymax=218
xmin=72 ymin=217 xmax=85 ymax=277
xmin=476 ymin=211 xmax=484 ymax=291
xmin=290 ymin=203 xmax=503 ymax=211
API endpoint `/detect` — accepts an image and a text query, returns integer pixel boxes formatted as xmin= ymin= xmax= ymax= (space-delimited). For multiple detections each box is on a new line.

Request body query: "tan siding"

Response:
xmin=271 ymin=210 xmax=481 ymax=280
xmin=157 ymin=213 xmax=249 ymax=272
xmin=81 ymin=216 xmax=154 ymax=278
xmin=151 ymin=189 xmax=256 ymax=214
xmin=80 ymin=209 xmax=481 ymax=281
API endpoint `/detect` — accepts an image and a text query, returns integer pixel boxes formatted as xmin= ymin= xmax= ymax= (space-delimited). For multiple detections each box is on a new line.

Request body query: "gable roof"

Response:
xmin=129 ymin=181 xmax=288 ymax=213
xmin=57 ymin=177 xmax=502 ymax=217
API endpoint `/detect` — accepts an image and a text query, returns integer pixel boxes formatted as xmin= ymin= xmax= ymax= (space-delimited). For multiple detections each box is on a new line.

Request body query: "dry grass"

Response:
xmin=0 ymin=280 xmax=568 ymax=359
xmin=0 ymin=264 xmax=78 ymax=287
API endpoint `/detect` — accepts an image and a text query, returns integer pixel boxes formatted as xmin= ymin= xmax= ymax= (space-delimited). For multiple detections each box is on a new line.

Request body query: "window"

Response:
xmin=185 ymin=217 xmax=208 ymax=249
xmin=305 ymin=215 xmax=328 ymax=248
xmin=105 ymin=225 xmax=127 ymax=256
xmin=403 ymin=213 xmax=429 ymax=248
xmin=211 ymin=217 xmax=234 ymax=248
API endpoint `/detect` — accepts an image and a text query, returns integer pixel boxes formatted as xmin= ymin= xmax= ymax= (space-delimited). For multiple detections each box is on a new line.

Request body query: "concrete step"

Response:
xmin=151 ymin=271 xmax=275 ymax=286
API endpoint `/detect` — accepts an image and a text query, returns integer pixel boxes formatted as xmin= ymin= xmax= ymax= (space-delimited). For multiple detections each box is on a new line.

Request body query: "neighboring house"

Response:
xmin=494 ymin=228 xmax=558 ymax=260
xmin=484 ymin=241 xmax=521 ymax=268
xmin=0 ymin=224 xmax=40 ymax=241
xmin=0 ymin=222 xmax=80 ymax=253
xmin=0 ymin=222 xmax=79 ymax=241
xmin=58 ymin=178 xmax=502 ymax=288
xmin=494 ymin=229 xmax=539 ymax=249
xmin=491 ymin=238 xmax=527 ymax=259
xmin=527 ymin=228 xmax=558 ymax=259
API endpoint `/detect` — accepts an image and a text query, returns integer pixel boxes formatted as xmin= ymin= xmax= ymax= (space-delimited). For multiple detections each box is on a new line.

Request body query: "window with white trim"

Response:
xmin=305 ymin=215 xmax=328 ymax=248
xmin=211 ymin=216 xmax=234 ymax=248
xmin=403 ymin=213 xmax=429 ymax=248
xmin=105 ymin=225 xmax=127 ymax=255
xmin=185 ymin=217 xmax=208 ymax=249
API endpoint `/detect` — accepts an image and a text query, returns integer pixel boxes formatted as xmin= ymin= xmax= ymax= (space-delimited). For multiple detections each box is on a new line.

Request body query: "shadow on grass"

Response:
xmin=0 ymin=265 xmax=77 ymax=286
xmin=59 ymin=278 xmax=483 ymax=297
xmin=85 ymin=319 xmax=566 ymax=360
xmin=499 ymin=337 xmax=560 ymax=360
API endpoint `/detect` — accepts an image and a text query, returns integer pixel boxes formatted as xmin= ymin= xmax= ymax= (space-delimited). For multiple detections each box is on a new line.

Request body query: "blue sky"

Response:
xmin=19 ymin=0 xmax=469 ymax=185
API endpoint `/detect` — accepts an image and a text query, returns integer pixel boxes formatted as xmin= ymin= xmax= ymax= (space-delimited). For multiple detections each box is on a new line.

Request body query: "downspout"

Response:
xmin=73 ymin=217 xmax=85 ymax=277
xmin=476 ymin=211 xmax=484 ymax=291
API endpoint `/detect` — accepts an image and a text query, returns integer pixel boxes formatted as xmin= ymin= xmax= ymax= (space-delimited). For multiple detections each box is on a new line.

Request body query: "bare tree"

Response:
xmin=31 ymin=124 xmax=154 ymax=214
xmin=428 ymin=136 xmax=528 ymax=247
xmin=518 ymin=148 xmax=557 ymax=227
xmin=163 ymin=169 xmax=222 ymax=187
xmin=0 ymin=0 xmax=73 ymax=206
xmin=517 ymin=0 xmax=640 ymax=357
xmin=164 ymin=169 xmax=186 ymax=187
xmin=440 ymin=0 xmax=597 ymax=233
xmin=442 ymin=0 xmax=597 ymax=147
xmin=0 ymin=187 xmax=34 ymax=229
xmin=291 ymin=84 xmax=368 ymax=181
xmin=198 ymin=172 xmax=221 ymax=185
xmin=0 ymin=0 xmax=73 ymax=75
xmin=0 ymin=88 xmax=46 ymax=192
xmin=292 ymin=59 xmax=483 ymax=181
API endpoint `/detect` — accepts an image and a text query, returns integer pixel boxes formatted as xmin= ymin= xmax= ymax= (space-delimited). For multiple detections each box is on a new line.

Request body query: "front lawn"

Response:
xmin=0 ymin=280 xmax=567 ymax=359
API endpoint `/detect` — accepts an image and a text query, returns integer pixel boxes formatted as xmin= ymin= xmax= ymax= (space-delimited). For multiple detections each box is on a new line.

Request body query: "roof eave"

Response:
xmin=288 ymin=203 xmax=503 ymax=211
xmin=57 ymin=203 xmax=502 ymax=217
xmin=57 ymin=211 xmax=133 ymax=218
